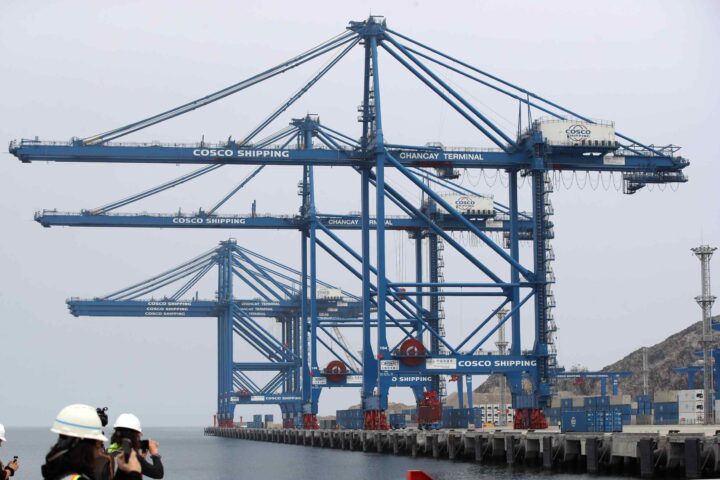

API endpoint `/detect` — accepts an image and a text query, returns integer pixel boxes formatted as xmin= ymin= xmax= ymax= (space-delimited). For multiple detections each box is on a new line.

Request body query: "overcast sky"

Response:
xmin=1 ymin=0 xmax=718 ymax=427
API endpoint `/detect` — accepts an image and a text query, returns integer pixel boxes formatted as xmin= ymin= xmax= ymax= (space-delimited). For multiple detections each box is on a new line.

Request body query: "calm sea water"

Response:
xmin=4 ymin=427 xmax=612 ymax=480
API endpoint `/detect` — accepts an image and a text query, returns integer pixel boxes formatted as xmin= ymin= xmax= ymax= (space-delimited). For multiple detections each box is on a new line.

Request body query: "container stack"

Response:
xmin=635 ymin=395 xmax=652 ymax=415
xmin=653 ymin=391 xmax=679 ymax=425
xmin=388 ymin=413 xmax=407 ymax=429
xmin=336 ymin=409 xmax=364 ymax=429
xmin=678 ymin=389 xmax=705 ymax=425
xmin=472 ymin=404 xmax=513 ymax=426
xmin=441 ymin=407 xmax=473 ymax=428
xmin=264 ymin=414 xmax=274 ymax=428
xmin=557 ymin=396 xmax=627 ymax=432
xmin=318 ymin=418 xmax=337 ymax=430
xmin=246 ymin=414 xmax=264 ymax=428
xmin=635 ymin=395 xmax=653 ymax=425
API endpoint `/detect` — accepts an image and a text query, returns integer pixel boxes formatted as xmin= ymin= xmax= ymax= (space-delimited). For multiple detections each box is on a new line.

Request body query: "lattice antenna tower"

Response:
xmin=692 ymin=245 xmax=716 ymax=424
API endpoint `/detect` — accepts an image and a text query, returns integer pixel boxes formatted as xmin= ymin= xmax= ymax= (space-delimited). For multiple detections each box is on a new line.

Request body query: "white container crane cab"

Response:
xmin=536 ymin=118 xmax=616 ymax=147
xmin=438 ymin=194 xmax=494 ymax=216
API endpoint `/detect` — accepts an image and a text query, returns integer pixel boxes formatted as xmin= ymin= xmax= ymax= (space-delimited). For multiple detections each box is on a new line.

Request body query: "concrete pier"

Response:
xmin=204 ymin=426 xmax=720 ymax=478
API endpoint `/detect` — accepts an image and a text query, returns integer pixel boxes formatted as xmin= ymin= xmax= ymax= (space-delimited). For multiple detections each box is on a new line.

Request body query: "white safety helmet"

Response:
xmin=51 ymin=404 xmax=108 ymax=442
xmin=113 ymin=413 xmax=142 ymax=433
xmin=0 ymin=423 xmax=6 ymax=442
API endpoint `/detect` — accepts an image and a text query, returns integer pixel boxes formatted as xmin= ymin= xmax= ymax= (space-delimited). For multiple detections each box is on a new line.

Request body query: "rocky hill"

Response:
xmin=446 ymin=317 xmax=718 ymax=405
xmin=599 ymin=319 xmax=715 ymax=396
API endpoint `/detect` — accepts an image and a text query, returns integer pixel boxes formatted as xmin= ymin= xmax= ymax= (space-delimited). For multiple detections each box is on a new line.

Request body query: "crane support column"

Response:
xmin=217 ymin=240 xmax=235 ymax=427
xmin=365 ymin=33 xmax=390 ymax=430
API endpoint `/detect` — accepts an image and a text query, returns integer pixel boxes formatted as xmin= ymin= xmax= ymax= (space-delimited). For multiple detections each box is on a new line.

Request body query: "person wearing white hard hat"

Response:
xmin=41 ymin=404 xmax=141 ymax=480
xmin=107 ymin=414 xmax=163 ymax=480
xmin=0 ymin=424 xmax=20 ymax=480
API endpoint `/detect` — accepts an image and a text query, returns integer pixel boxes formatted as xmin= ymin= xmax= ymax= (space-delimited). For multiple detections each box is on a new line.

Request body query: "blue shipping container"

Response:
xmin=655 ymin=402 xmax=678 ymax=413
xmin=561 ymin=411 xmax=588 ymax=432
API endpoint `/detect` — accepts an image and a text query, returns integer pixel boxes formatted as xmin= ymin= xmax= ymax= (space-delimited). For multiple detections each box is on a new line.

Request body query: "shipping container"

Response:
xmin=654 ymin=402 xmax=679 ymax=414
xmin=654 ymin=391 xmax=678 ymax=403
xmin=389 ymin=413 xmax=407 ymax=429
xmin=609 ymin=394 xmax=631 ymax=405
xmin=678 ymin=389 xmax=704 ymax=402
xmin=561 ymin=410 xmax=588 ymax=432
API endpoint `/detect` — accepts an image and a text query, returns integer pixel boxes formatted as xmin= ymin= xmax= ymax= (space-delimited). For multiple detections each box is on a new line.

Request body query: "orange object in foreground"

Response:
xmin=406 ymin=471 xmax=433 ymax=480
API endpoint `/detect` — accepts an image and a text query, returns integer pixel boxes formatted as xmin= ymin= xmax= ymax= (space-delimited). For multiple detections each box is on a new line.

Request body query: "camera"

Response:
xmin=96 ymin=407 xmax=109 ymax=427
xmin=121 ymin=438 xmax=132 ymax=462
xmin=140 ymin=439 xmax=150 ymax=450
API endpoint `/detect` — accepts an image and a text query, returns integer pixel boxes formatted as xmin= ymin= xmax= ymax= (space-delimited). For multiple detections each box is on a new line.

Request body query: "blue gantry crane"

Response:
xmin=67 ymin=238 xmax=382 ymax=427
xmin=10 ymin=16 xmax=688 ymax=429
xmin=552 ymin=369 xmax=633 ymax=396
xmin=675 ymin=349 xmax=720 ymax=391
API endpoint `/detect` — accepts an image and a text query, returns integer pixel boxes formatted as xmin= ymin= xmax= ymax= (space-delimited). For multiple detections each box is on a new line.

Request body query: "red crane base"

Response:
xmin=303 ymin=413 xmax=319 ymax=430
xmin=513 ymin=408 xmax=548 ymax=430
xmin=364 ymin=410 xmax=389 ymax=430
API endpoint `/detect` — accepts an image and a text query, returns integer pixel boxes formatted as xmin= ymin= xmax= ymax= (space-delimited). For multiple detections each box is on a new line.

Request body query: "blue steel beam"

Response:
xmin=34 ymin=211 xmax=533 ymax=232
xmin=9 ymin=142 xmax=689 ymax=175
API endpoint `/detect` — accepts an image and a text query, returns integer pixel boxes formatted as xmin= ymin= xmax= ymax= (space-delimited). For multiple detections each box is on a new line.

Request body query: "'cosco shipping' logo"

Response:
xmin=565 ymin=124 xmax=591 ymax=141
xmin=455 ymin=196 xmax=476 ymax=209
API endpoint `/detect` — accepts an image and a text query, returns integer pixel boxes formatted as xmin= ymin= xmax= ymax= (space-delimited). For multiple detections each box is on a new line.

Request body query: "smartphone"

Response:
xmin=121 ymin=438 xmax=132 ymax=462
xmin=140 ymin=439 xmax=150 ymax=450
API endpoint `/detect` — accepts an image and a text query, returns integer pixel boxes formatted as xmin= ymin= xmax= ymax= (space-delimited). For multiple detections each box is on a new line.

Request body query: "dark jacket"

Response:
xmin=42 ymin=455 xmax=141 ymax=480
xmin=107 ymin=443 xmax=163 ymax=480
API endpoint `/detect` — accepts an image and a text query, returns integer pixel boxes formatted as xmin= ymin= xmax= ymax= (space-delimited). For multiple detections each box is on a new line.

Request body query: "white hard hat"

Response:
xmin=51 ymin=404 xmax=108 ymax=442
xmin=113 ymin=413 xmax=142 ymax=433
xmin=0 ymin=423 xmax=6 ymax=442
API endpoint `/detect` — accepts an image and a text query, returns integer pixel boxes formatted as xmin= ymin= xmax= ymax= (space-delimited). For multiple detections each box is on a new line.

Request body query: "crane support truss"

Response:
xmin=10 ymin=17 xmax=688 ymax=429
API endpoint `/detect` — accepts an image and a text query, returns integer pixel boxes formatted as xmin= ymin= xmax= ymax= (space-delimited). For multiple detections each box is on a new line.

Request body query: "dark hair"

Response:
xmin=110 ymin=427 xmax=141 ymax=451
xmin=41 ymin=436 xmax=98 ymax=480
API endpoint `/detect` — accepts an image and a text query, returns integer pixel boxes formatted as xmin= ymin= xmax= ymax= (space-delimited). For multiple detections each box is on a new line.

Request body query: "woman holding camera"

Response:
xmin=108 ymin=414 xmax=164 ymax=480
xmin=41 ymin=404 xmax=141 ymax=480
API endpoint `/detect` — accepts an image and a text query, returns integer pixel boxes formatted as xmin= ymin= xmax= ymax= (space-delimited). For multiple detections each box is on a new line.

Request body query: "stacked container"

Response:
xmin=678 ymin=389 xmax=705 ymax=425
xmin=653 ymin=390 xmax=679 ymax=424
xmin=635 ymin=395 xmax=653 ymax=415
xmin=336 ymin=409 xmax=364 ymax=429
xmin=319 ymin=418 xmax=337 ymax=430
xmin=558 ymin=396 xmax=626 ymax=432
xmin=388 ymin=413 xmax=406 ymax=429
xmin=472 ymin=404 xmax=514 ymax=426
xmin=264 ymin=414 xmax=274 ymax=428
